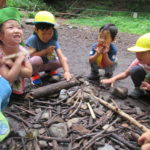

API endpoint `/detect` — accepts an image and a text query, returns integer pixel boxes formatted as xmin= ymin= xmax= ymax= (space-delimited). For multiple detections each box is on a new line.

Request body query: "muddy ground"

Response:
xmin=23 ymin=18 xmax=149 ymax=108
xmin=0 ymin=18 xmax=150 ymax=150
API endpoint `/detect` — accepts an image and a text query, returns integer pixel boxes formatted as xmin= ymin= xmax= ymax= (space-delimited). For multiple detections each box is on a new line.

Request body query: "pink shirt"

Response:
xmin=128 ymin=58 xmax=150 ymax=73
xmin=0 ymin=45 xmax=30 ymax=94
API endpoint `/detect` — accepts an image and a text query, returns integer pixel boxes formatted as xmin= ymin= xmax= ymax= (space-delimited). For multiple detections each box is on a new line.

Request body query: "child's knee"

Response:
xmin=130 ymin=66 xmax=145 ymax=77
xmin=30 ymin=56 xmax=43 ymax=66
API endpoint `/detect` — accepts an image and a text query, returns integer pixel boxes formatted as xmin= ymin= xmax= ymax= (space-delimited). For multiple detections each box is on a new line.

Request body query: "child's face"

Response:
xmin=136 ymin=51 xmax=150 ymax=65
xmin=0 ymin=20 xmax=23 ymax=46
xmin=98 ymin=30 xmax=112 ymax=46
xmin=36 ymin=28 xmax=53 ymax=43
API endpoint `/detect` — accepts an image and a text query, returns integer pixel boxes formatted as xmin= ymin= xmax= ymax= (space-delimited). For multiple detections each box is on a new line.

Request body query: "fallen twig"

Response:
xmin=87 ymin=102 xmax=96 ymax=119
xmin=91 ymin=94 xmax=150 ymax=132
xmin=4 ymin=111 xmax=31 ymax=127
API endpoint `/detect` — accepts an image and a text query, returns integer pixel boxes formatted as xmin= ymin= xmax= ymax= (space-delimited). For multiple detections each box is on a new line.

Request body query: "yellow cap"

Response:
xmin=128 ymin=33 xmax=150 ymax=52
xmin=34 ymin=11 xmax=55 ymax=25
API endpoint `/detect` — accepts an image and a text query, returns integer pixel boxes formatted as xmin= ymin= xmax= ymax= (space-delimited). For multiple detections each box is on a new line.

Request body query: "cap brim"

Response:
xmin=128 ymin=46 xmax=150 ymax=52
xmin=33 ymin=21 xmax=55 ymax=25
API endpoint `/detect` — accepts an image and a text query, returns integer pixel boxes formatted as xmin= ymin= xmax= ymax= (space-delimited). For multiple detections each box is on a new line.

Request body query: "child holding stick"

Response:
xmin=0 ymin=7 xmax=32 ymax=94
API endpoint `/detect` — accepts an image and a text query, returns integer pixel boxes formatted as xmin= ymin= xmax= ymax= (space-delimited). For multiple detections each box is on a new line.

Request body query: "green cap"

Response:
xmin=0 ymin=7 xmax=21 ymax=24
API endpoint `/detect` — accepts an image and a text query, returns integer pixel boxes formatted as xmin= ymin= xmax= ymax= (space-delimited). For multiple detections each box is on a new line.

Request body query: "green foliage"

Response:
xmin=126 ymin=0 xmax=150 ymax=12
xmin=67 ymin=15 xmax=150 ymax=35
xmin=7 ymin=0 xmax=53 ymax=11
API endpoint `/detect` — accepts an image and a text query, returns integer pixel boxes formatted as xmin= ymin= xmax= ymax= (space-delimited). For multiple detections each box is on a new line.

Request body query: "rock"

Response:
xmin=41 ymin=112 xmax=49 ymax=120
xmin=102 ymin=124 xmax=114 ymax=131
xmin=59 ymin=89 xmax=68 ymax=100
xmin=39 ymin=128 xmax=46 ymax=135
xmin=67 ymin=117 xmax=82 ymax=128
xmin=39 ymin=140 xmax=48 ymax=148
xmin=111 ymin=86 xmax=128 ymax=99
xmin=17 ymin=129 xmax=26 ymax=137
xmin=81 ymin=103 xmax=88 ymax=109
xmin=49 ymin=123 xmax=68 ymax=138
xmin=98 ymin=144 xmax=115 ymax=150
xmin=33 ymin=124 xmax=42 ymax=129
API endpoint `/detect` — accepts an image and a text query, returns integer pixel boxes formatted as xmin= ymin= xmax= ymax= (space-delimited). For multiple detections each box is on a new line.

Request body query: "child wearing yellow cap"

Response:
xmin=101 ymin=33 xmax=150 ymax=99
xmin=88 ymin=23 xmax=118 ymax=80
xmin=25 ymin=11 xmax=72 ymax=85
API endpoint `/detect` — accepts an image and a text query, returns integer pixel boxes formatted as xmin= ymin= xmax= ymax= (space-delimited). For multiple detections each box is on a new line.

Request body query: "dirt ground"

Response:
xmin=0 ymin=18 xmax=150 ymax=150
xmin=23 ymin=18 xmax=149 ymax=109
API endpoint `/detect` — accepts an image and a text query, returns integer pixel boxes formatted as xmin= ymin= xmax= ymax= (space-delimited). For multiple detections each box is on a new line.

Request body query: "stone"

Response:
xmin=49 ymin=123 xmax=68 ymax=138
xmin=111 ymin=86 xmax=128 ymax=99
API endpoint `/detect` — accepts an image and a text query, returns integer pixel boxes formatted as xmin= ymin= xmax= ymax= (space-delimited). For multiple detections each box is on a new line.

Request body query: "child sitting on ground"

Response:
xmin=25 ymin=11 xmax=72 ymax=85
xmin=0 ymin=7 xmax=32 ymax=141
xmin=101 ymin=33 xmax=150 ymax=99
xmin=88 ymin=23 xmax=118 ymax=80
xmin=0 ymin=54 xmax=26 ymax=142
xmin=0 ymin=7 xmax=32 ymax=94
xmin=138 ymin=130 xmax=150 ymax=150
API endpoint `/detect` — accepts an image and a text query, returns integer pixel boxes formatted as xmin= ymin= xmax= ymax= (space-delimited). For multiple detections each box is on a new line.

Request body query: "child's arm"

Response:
xmin=56 ymin=48 xmax=72 ymax=81
xmin=31 ymin=46 xmax=55 ymax=57
xmin=138 ymin=131 xmax=150 ymax=150
xmin=19 ymin=60 xmax=32 ymax=78
xmin=0 ymin=54 xmax=25 ymax=83
xmin=101 ymin=52 xmax=114 ymax=67
xmin=101 ymin=69 xmax=130 ymax=84
xmin=89 ymin=45 xmax=104 ymax=63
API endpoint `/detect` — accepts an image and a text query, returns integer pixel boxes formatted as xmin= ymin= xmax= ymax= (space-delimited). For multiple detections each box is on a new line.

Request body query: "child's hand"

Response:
xmin=103 ymin=44 xmax=110 ymax=54
xmin=63 ymin=72 xmax=72 ymax=81
xmin=5 ymin=59 xmax=14 ymax=68
xmin=138 ymin=131 xmax=150 ymax=145
xmin=15 ymin=52 xmax=25 ymax=65
xmin=95 ymin=43 xmax=109 ymax=54
xmin=141 ymin=143 xmax=150 ymax=150
xmin=101 ymin=78 xmax=115 ymax=85
xmin=141 ymin=81 xmax=150 ymax=91
xmin=95 ymin=46 xmax=104 ymax=54
xmin=0 ymin=57 xmax=14 ymax=67
xmin=46 ymin=46 xmax=55 ymax=55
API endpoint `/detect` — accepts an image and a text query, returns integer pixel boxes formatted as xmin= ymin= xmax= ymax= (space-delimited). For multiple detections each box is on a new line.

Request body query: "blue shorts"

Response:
xmin=0 ymin=77 xmax=12 ymax=111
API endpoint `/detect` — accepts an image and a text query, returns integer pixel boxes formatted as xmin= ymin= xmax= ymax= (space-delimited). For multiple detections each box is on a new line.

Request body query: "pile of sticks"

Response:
xmin=1 ymin=78 xmax=150 ymax=150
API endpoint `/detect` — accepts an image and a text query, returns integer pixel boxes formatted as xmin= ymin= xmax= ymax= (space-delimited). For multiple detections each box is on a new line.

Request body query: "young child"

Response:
xmin=0 ymin=7 xmax=32 ymax=94
xmin=101 ymin=33 xmax=150 ymax=99
xmin=25 ymin=11 xmax=72 ymax=84
xmin=0 ymin=56 xmax=26 ymax=142
xmin=88 ymin=23 xmax=118 ymax=80
xmin=0 ymin=7 xmax=32 ymax=141
xmin=138 ymin=130 xmax=150 ymax=150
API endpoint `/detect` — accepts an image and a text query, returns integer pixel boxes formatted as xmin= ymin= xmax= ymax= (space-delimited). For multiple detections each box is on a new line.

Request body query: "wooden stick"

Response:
xmin=4 ymin=49 xmax=35 ymax=59
xmin=87 ymin=102 xmax=96 ymax=119
xmin=25 ymin=78 xmax=81 ymax=99
xmin=4 ymin=111 xmax=31 ymax=127
xmin=38 ymin=135 xmax=71 ymax=142
xmin=90 ymin=94 xmax=150 ymax=132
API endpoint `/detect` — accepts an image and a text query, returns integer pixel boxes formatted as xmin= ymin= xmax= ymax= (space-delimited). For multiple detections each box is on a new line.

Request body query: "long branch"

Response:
xmin=91 ymin=94 xmax=149 ymax=132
